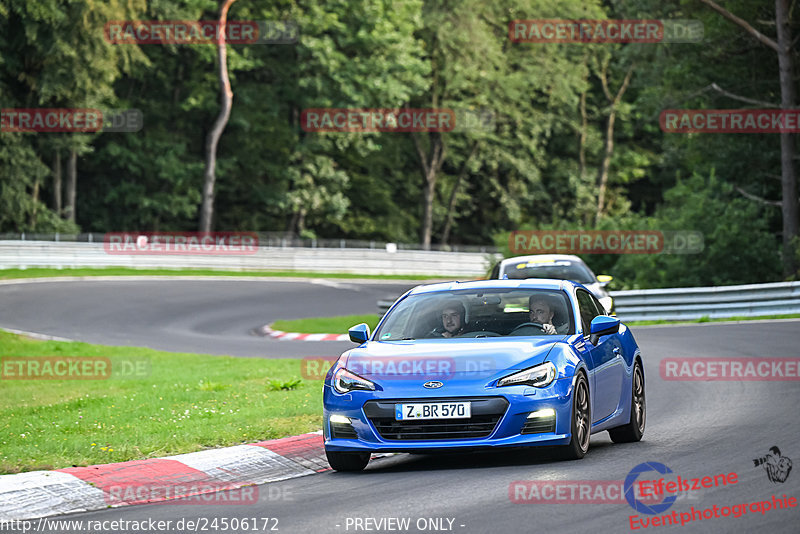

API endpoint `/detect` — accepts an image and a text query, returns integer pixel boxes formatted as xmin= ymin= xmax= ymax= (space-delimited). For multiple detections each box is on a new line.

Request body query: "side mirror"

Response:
xmin=596 ymin=274 xmax=613 ymax=286
xmin=589 ymin=315 xmax=620 ymax=344
xmin=348 ymin=323 xmax=370 ymax=344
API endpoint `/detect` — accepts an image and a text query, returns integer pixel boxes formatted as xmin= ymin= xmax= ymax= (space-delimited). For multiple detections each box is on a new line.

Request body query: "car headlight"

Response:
xmin=497 ymin=362 xmax=557 ymax=388
xmin=332 ymin=367 xmax=376 ymax=394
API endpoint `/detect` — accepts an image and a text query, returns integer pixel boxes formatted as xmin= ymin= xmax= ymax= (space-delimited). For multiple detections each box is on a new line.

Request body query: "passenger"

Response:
xmin=528 ymin=296 xmax=570 ymax=335
xmin=437 ymin=300 xmax=467 ymax=338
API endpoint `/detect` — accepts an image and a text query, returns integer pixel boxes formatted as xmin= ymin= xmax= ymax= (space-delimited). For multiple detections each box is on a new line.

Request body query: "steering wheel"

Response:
xmin=455 ymin=331 xmax=502 ymax=338
xmin=509 ymin=322 xmax=546 ymax=335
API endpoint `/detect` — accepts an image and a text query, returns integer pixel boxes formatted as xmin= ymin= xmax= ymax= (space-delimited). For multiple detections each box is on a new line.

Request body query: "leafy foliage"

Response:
xmin=0 ymin=0 xmax=791 ymax=285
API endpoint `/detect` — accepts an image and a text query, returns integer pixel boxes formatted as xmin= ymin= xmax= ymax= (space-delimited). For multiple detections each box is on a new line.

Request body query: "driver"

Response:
xmin=528 ymin=296 xmax=569 ymax=335
xmin=438 ymin=300 xmax=467 ymax=338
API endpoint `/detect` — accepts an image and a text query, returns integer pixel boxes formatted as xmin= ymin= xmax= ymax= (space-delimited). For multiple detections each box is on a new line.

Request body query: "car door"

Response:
xmin=576 ymin=289 xmax=623 ymax=422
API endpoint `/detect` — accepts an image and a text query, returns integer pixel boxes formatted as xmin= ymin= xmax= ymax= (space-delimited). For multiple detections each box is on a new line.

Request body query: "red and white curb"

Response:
xmin=0 ymin=432 xmax=329 ymax=521
xmin=255 ymin=324 xmax=349 ymax=342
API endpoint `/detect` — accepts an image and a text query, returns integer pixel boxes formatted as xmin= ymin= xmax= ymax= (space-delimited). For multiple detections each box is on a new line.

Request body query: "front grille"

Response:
xmin=364 ymin=397 xmax=508 ymax=441
xmin=331 ymin=422 xmax=358 ymax=439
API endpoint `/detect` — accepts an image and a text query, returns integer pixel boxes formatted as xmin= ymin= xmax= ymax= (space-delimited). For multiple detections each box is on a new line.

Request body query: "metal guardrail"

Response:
xmin=611 ymin=281 xmax=800 ymax=321
xmin=376 ymin=282 xmax=800 ymax=321
xmin=0 ymin=241 xmax=500 ymax=277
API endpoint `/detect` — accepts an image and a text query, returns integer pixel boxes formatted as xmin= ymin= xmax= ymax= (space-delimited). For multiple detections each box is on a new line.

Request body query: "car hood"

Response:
xmin=342 ymin=338 xmax=561 ymax=382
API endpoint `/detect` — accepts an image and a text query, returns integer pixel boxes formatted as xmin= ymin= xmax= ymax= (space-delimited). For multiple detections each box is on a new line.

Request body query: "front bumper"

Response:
xmin=323 ymin=376 xmax=575 ymax=453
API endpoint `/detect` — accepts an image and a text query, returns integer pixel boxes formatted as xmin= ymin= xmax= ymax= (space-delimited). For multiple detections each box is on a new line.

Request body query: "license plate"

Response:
xmin=395 ymin=402 xmax=471 ymax=420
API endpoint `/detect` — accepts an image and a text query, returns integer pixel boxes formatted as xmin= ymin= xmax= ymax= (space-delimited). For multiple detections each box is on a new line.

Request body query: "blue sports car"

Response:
xmin=322 ymin=279 xmax=645 ymax=471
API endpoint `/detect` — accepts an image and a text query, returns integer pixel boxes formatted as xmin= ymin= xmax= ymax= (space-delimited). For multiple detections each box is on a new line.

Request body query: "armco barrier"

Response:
xmin=610 ymin=281 xmax=800 ymax=321
xmin=376 ymin=282 xmax=800 ymax=320
xmin=0 ymin=241 xmax=500 ymax=277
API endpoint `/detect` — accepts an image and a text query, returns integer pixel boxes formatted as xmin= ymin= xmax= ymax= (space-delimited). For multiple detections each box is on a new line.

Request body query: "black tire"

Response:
xmin=325 ymin=450 xmax=370 ymax=472
xmin=608 ymin=360 xmax=646 ymax=443
xmin=561 ymin=372 xmax=591 ymax=460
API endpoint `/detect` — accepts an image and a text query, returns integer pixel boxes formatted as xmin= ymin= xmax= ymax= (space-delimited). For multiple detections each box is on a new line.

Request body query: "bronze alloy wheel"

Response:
xmin=574 ymin=376 xmax=590 ymax=453
xmin=561 ymin=372 xmax=591 ymax=459
xmin=632 ymin=364 xmax=645 ymax=434
xmin=608 ymin=360 xmax=646 ymax=444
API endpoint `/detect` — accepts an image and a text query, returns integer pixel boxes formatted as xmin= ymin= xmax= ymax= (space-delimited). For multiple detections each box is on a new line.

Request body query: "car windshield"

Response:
xmin=374 ymin=288 xmax=574 ymax=341
xmin=503 ymin=260 xmax=595 ymax=284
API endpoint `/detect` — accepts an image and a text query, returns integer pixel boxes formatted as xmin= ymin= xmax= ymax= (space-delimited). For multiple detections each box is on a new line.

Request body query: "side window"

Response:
xmin=590 ymin=293 xmax=607 ymax=315
xmin=576 ymin=290 xmax=600 ymax=336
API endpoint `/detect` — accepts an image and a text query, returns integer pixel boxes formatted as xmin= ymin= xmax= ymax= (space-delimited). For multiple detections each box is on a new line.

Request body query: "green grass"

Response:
xmin=272 ymin=312 xmax=800 ymax=334
xmin=0 ymin=267 xmax=443 ymax=281
xmin=0 ymin=331 xmax=325 ymax=475
xmin=626 ymin=313 xmax=800 ymax=326
xmin=271 ymin=314 xmax=380 ymax=334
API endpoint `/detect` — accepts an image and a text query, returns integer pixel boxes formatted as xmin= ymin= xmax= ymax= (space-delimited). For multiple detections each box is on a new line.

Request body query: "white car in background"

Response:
xmin=489 ymin=254 xmax=615 ymax=313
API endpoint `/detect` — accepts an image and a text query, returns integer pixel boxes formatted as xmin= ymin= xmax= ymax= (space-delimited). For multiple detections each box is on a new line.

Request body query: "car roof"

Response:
xmin=500 ymin=254 xmax=584 ymax=265
xmin=406 ymin=278 xmax=577 ymax=296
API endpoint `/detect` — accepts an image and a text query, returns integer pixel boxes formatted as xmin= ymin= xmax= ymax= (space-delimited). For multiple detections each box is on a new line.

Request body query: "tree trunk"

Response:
xmin=579 ymin=89 xmax=587 ymax=183
xmin=595 ymin=61 xmax=633 ymax=224
xmin=775 ymin=0 xmax=798 ymax=276
xmin=413 ymin=132 xmax=446 ymax=250
xmin=52 ymin=149 xmax=62 ymax=216
xmin=199 ymin=0 xmax=237 ymax=233
xmin=64 ymin=149 xmax=77 ymax=223
xmin=422 ymin=170 xmax=436 ymax=249
xmin=441 ymin=141 xmax=479 ymax=245
xmin=286 ymin=210 xmax=299 ymax=239
xmin=30 ymin=178 xmax=40 ymax=228
xmin=596 ymin=111 xmax=616 ymax=223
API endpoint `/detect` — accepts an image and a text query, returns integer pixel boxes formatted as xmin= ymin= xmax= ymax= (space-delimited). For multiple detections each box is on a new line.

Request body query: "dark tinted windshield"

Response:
xmin=502 ymin=260 xmax=595 ymax=284
xmin=374 ymin=288 xmax=574 ymax=341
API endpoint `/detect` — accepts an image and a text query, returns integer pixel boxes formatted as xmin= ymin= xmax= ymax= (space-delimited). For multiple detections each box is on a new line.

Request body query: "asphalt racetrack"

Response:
xmin=0 ymin=278 xmax=416 ymax=358
xmin=1 ymin=278 xmax=798 ymax=533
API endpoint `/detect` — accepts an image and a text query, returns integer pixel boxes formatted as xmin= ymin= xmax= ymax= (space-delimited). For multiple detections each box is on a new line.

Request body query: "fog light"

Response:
xmin=330 ymin=414 xmax=358 ymax=439
xmin=522 ymin=408 xmax=556 ymax=435
xmin=330 ymin=414 xmax=351 ymax=424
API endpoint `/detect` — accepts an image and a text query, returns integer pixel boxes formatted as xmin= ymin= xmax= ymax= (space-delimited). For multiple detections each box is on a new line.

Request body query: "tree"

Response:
xmin=199 ymin=0 xmax=237 ymax=233
xmin=0 ymin=0 xmax=147 ymax=230
xmin=411 ymin=0 xmax=607 ymax=248
xmin=697 ymin=0 xmax=798 ymax=278
xmin=594 ymin=55 xmax=634 ymax=223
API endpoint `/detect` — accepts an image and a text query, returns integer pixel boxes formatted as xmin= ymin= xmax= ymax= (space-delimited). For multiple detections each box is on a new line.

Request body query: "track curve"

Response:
xmin=1 ymin=279 xmax=798 ymax=533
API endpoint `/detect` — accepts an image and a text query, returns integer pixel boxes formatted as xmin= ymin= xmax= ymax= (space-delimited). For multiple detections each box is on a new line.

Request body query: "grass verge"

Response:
xmin=0 ymin=331 xmax=325 ymax=475
xmin=271 ymin=314 xmax=380 ymax=334
xmin=0 ymin=267 xmax=442 ymax=281
xmin=272 ymin=313 xmax=800 ymax=334
xmin=626 ymin=313 xmax=800 ymax=326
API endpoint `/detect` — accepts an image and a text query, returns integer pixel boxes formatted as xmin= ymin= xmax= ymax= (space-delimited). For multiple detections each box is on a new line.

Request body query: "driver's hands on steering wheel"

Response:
xmin=541 ymin=323 xmax=557 ymax=335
